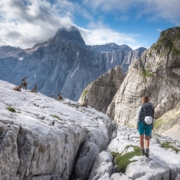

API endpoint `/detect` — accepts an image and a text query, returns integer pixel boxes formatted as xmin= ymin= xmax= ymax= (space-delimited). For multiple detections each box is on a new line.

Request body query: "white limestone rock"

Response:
xmin=89 ymin=151 xmax=113 ymax=180
xmin=126 ymin=156 xmax=170 ymax=180
xmin=96 ymin=172 xmax=110 ymax=180
xmin=105 ymin=125 xmax=180 ymax=180
xmin=0 ymin=80 xmax=116 ymax=180
xmin=110 ymin=173 xmax=130 ymax=180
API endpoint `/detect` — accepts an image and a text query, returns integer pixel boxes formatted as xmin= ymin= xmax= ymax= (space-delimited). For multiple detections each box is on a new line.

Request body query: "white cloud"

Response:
xmin=0 ymin=0 xmax=147 ymax=50
xmin=82 ymin=0 xmax=133 ymax=12
xmin=150 ymin=0 xmax=180 ymax=23
xmin=0 ymin=0 xmax=75 ymax=48
xmin=79 ymin=27 xmax=145 ymax=50
xmin=157 ymin=29 xmax=162 ymax=32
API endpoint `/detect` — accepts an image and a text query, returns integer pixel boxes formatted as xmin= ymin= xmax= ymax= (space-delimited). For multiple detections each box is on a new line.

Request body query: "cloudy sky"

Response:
xmin=0 ymin=0 xmax=180 ymax=50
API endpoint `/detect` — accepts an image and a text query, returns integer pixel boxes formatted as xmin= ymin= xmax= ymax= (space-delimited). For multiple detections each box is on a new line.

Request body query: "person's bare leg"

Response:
xmin=140 ymin=134 xmax=145 ymax=155
xmin=145 ymin=135 xmax=150 ymax=157
xmin=140 ymin=135 xmax=144 ymax=149
xmin=145 ymin=135 xmax=150 ymax=148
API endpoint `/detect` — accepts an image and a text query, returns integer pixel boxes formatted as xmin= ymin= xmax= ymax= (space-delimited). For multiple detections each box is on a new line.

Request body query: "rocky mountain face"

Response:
xmin=0 ymin=46 xmax=27 ymax=59
xmin=1 ymin=80 xmax=180 ymax=180
xmin=0 ymin=26 xmax=146 ymax=101
xmin=78 ymin=65 xmax=125 ymax=114
xmin=107 ymin=27 xmax=180 ymax=126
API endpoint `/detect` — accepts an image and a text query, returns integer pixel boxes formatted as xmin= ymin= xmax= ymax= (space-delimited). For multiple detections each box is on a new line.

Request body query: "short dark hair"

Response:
xmin=142 ymin=96 xmax=148 ymax=103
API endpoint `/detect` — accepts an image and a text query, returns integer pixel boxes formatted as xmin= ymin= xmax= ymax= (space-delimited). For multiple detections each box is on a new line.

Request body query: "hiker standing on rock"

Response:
xmin=137 ymin=96 xmax=154 ymax=157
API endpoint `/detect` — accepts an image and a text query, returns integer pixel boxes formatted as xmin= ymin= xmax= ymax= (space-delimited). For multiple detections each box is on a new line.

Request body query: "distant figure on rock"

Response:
xmin=13 ymin=82 xmax=23 ymax=91
xmin=57 ymin=94 xmax=63 ymax=100
xmin=81 ymin=102 xmax=88 ymax=107
xmin=136 ymin=96 xmax=154 ymax=157
xmin=31 ymin=85 xmax=37 ymax=93
xmin=21 ymin=77 xmax=28 ymax=90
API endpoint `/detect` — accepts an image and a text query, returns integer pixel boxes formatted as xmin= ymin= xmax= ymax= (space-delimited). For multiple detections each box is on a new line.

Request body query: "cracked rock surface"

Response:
xmin=91 ymin=126 xmax=180 ymax=180
xmin=0 ymin=80 xmax=116 ymax=180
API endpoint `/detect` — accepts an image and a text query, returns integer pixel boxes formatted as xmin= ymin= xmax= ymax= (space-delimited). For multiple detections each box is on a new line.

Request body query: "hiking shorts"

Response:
xmin=138 ymin=121 xmax=152 ymax=136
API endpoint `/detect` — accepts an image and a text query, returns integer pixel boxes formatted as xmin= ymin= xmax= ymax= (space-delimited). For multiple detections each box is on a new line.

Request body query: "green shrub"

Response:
xmin=154 ymin=118 xmax=164 ymax=129
xmin=141 ymin=70 xmax=154 ymax=78
xmin=81 ymin=82 xmax=93 ymax=99
xmin=161 ymin=142 xmax=180 ymax=153
xmin=111 ymin=145 xmax=142 ymax=173
xmin=50 ymin=115 xmax=61 ymax=120
xmin=7 ymin=107 xmax=16 ymax=113
xmin=172 ymin=47 xmax=180 ymax=54
xmin=82 ymin=89 xmax=88 ymax=98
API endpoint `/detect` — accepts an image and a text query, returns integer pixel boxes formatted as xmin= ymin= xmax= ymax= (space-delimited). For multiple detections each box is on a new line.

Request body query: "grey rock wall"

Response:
xmin=78 ymin=66 xmax=125 ymax=114
xmin=107 ymin=27 xmax=180 ymax=126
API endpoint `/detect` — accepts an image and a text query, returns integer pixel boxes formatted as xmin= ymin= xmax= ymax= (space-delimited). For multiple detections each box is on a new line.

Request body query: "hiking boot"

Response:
xmin=141 ymin=149 xmax=145 ymax=156
xmin=145 ymin=148 xmax=149 ymax=157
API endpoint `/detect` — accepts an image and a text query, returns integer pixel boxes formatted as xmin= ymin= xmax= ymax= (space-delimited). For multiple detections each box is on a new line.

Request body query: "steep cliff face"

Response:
xmin=0 ymin=46 xmax=27 ymax=59
xmin=78 ymin=66 xmax=125 ymax=114
xmin=107 ymin=27 xmax=180 ymax=126
xmin=121 ymin=47 xmax=146 ymax=73
xmin=0 ymin=27 xmax=146 ymax=101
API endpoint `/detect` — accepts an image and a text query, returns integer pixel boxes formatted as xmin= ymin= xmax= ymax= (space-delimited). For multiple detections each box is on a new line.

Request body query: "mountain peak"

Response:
xmin=54 ymin=26 xmax=85 ymax=45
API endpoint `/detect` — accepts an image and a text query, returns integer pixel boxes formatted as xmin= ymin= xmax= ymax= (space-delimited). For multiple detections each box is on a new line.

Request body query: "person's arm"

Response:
xmin=152 ymin=106 xmax=154 ymax=118
xmin=152 ymin=105 xmax=155 ymax=129
xmin=136 ymin=106 xmax=142 ymax=129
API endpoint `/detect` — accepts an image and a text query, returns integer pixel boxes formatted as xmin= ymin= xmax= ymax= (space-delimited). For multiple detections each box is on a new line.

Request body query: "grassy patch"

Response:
xmin=155 ymin=30 xmax=180 ymax=54
xmin=111 ymin=145 xmax=142 ymax=173
xmin=82 ymin=89 xmax=88 ymax=98
xmin=111 ymin=152 xmax=119 ymax=158
xmin=50 ymin=115 xmax=62 ymax=120
xmin=81 ymin=82 xmax=92 ymax=99
xmin=160 ymin=37 xmax=173 ymax=49
xmin=154 ymin=118 xmax=164 ymax=129
xmin=141 ymin=70 xmax=154 ymax=78
xmin=161 ymin=142 xmax=180 ymax=153
xmin=149 ymin=51 xmax=152 ymax=57
xmin=7 ymin=107 xmax=16 ymax=113
xmin=172 ymin=47 xmax=180 ymax=54
xmin=126 ymin=123 xmax=134 ymax=128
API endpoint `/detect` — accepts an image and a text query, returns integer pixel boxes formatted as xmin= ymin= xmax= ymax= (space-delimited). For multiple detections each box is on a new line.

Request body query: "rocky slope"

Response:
xmin=91 ymin=126 xmax=180 ymax=180
xmin=153 ymin=102 xmax=180 ymax=140
xmin=78 ymin=66 xmax=125 ymax=114
xmin=0 ymin=80 xmax=116 ymax=180
xmin=1 ymin=80 xmax=180 ymax=180
xmin=0 ymin=27 xmax=146 ymax=101
xmin=107 ymin=27 xmax=180 ymax=126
